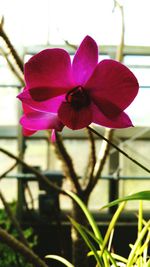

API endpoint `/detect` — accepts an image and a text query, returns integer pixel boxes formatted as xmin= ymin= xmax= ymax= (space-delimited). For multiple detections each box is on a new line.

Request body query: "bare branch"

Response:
xmin=24 ymin=183 xmax=34 ymax=209
xmin=0 ymin=16 xmax=24 ymax=75
xmin=93 ymin=129 xmax=114 ymax=182
xmin=54 ymin=132 xmax=81 ymax=194
xmin=0 ymin=226 xmax=48 ymax=267
xmin=0 ymin=147 xmax=67 ymax=196
xmin=0 ymin=161 xmax=18 ymax=180
xmin=83 ymin=128 xmax=96 ymax=189
xmin=0 ymin=46 xmax=24 ymax=85
xmin=87 ymin=127 xmax=150 ymax=174
xmin=113 ymin=1 xmax=125 ymax=62
xmin=84 ymin=129 xmax=114 ymax=195
xmin=0 ymin=159 xmax=29 ymax=247
xmin=0 ymin=190 xmax=29 ymax=247
xmin=64 ymin=40 xmax=78 ymax=50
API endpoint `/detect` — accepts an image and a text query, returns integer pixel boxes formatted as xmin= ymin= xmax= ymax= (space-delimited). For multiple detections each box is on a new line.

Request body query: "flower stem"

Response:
xmin=87 ymin=126 xmax=150 ymax=174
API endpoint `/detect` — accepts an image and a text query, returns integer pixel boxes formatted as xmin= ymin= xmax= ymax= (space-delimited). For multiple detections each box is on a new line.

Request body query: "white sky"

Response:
xmin=0 ymin=0 xmax=150 ymax=46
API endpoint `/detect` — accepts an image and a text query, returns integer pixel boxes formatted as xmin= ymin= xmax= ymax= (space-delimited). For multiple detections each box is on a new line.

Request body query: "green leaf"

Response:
xmin=65 ymin=191 xmax=109 ymax=266
xmin=69 ymin=219 xmax=118 ymax=267
xmin=88 ymin=251 xmax=127 ymax=265
xmin=66 ymin=190 xmax=103 ymax=241
xmin=127 ymin=220 xmax=150 ymax=267
xmin=101 ymin=202 xmax=126 ymax=256
xmin=45 ymin=255 xmax=74 ymax=267
xmin=101 ymin=191 xmax=150 ymax=209
xmin=145 ymin=259 xmax=150 ymax=267
xmin=69 ymin=217 xmax=103 ymax=266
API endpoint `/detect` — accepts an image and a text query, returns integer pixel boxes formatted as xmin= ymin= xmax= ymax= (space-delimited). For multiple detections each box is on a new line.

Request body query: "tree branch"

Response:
xmin=87 ymin=126 xmax=150 ymax=174
xmin=0 ymin=16 xmax=24 ymax=74
xmin=0 ymin=46 xmax=24 ymax=85
xmin=113 ymin=0 xmax=125 ymax=62
xmin=0 ymin=147 xmax=68 ymax=195
xmin=0 ymin=159 xmax=29 ymax=246
xmin=84 ymin=129 xmax=113 ymax=195
xmin=0 ymin=226 xmax=48 ymax=267
xmin=0 ymin=161 xmax=18 ymax=180
xmin=64 ymin=40 xmax=78 ymax=50
xmin=54 ymin=132 xmax=81 ymax=194
xmin=0 ymin=190 xmax=29 ymax=247
xmin=83 ymin=128 xmax=96 ymax=190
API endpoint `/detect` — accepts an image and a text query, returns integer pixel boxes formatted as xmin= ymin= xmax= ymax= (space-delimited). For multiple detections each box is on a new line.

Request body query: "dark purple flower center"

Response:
xmin=66 ymin=86 xmax=91 ymax=110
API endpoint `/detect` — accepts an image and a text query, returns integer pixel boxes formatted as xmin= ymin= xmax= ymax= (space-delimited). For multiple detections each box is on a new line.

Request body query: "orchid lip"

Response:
xmin=65 ymin=86 xmax=91 ymax=110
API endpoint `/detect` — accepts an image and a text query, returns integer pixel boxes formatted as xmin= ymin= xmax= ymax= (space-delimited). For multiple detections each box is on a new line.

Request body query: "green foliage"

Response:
xmin=46 ymin=191 xmax=150 ymax=267
xmin=0 ymin=202 xmax=37 ymax=267
xmin=45 ymin=255 xmax=74 ymax=267
xmin=0 ymin=243 xmax=33 ymax=267
xmin=101 ymin=191 xmax=150 ymax=209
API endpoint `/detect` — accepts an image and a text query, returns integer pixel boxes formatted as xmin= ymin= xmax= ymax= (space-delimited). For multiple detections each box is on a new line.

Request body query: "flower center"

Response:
xmin=66 ymin=86 xmax=91 ymax=110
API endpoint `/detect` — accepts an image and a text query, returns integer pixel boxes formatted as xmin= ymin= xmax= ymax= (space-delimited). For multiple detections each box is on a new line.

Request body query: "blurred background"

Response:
xmin=0 ymin=0 xmax=150 ymax=206
xmin=0 ymin=0 xmax=149 ymax=265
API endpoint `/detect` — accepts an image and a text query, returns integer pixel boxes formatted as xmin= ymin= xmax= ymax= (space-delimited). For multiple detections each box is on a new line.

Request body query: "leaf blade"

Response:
xmin=101 ymin=191 xmax=150 ymax=209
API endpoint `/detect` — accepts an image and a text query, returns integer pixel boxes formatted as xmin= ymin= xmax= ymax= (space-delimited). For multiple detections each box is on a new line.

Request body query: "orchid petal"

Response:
xmin=85 ymin=59 xmax=139 ymax=111
xmin=58 ymin=102 xmax=92 ymax=130
xmin=22 ymin=102 xmax=33 ymax=114
xmin=22 ymin=128 xmax=36 ymax=136
xmin=51 ymin=129 xmax=56 ymax=143
xmin=25 ymin=48 xmax=74 ymax=100
xmin=92 ymin=103 xmax=133 ymax=128
xmin=29 ymin=86 xmax=69 ymax=101
xmin=20 ymin=111 xmax=64 ymax=131
xmin=72 ymin=36 xmax=98 ymax=86
xmin=18 ymin=89 xmax=65 ymax=113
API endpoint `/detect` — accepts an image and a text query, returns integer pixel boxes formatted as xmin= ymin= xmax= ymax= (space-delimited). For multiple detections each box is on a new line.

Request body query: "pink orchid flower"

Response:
xmin=18 ymin=36 xmax=139 ymax=136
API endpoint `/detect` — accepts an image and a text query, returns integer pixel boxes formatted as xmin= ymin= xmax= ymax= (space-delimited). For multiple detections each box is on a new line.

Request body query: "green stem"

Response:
xmin=88 ymin=126 xmax=150 ymax=174
xmin=127 ymin=220 xmax=150 ymax=267
xmin=45 ymin=255 xmax=74 ymax=267
xmin=100 ymin=202 xmax=126 ymax=256
xmin=138 ymin=200 xmax=143 ymax=250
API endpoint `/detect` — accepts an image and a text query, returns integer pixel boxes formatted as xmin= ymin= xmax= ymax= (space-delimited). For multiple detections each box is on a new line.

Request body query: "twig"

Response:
xmin=0 ymin=226 xmax=48 ymax=267
xmin=55 ymin=132 xmax=81 ymax=194
xmin=87 ymin=128 xmax=96 ymax=179
xmin=0 ymin=16 xmax=24 ymax=74
xmin=0 ymin=46 xmax=24 ymax=85
xmin=83 ymin=128 xmax=96 ymax=190
xmin=0 ymin=190 xmax=29 ymax=247
xmin=0 ymin=147 xmax=67 ymax=195
xmin=0 ymin=160 xmax=29 ymax=246
xmin=0 ymin=159 xmax=30 ymax=247
xmin=94 ymin=129 xmax=114 ymax=181
xmin=64 ymin=40 xmax=78 ymax=50
xmin=84 ymin=129 xmax=113 ymax=195
xmin=25 ymin=183 xmax=34 ymax=209
xmin=88 ymin=126 xmax=150 ymax=174
xmin=0 ymin=161 xmax=18 ymax=180
xmin=113 ymin=0 xmax=125 ymax=62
